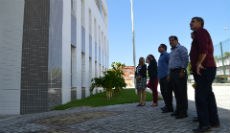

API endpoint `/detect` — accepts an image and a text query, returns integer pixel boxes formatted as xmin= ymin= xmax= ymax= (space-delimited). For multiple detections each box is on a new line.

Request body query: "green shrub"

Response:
xmin=90 ymin=62 xmax=126 ymax=99
xmin=215 ymin=75 xmax=228 ymax=83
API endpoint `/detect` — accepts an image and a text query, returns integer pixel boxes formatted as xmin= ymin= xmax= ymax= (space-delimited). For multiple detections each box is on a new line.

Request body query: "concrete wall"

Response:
xmin=20 ymin=0 xmax=50 ymax=114
xmin=73 ymin=0 xmax=109 ymax=99
xmin=0 ymin=0 xmax=109 ymax=114
xmin=0 ymin=0 xmax=24 ymax=114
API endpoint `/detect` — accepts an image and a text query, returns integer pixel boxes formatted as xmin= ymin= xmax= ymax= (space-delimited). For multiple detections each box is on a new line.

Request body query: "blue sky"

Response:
xmin=107 ymin=0 xmax=230 ymax=66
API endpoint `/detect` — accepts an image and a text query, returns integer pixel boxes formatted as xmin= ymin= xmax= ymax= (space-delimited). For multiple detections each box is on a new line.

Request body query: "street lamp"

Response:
xmin=130 ymin=0 xmax=137 ymax=89
xmin=130 ymin=0 xmax=136 ymax=68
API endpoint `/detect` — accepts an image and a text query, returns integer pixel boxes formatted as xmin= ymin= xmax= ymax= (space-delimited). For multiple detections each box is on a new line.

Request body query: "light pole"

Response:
xmin=130 ymin=0 xmax=136 ymax=68
xmin=130 ymin=0 xmax=136 ymax=89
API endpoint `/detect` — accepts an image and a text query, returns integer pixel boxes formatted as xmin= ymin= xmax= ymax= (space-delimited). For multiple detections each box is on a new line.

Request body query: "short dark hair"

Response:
xmin=192 ymin=17 xmax=204 ymax=27
xmin=169 ymin=36 xmax=178 ymax=41
xmin=159 ymin=44 xmax=167 ymax=51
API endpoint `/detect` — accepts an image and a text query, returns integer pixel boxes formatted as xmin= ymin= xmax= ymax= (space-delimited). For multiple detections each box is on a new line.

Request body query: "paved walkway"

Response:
xmin=187 ymin=83 xmax=230 ymax=110
xmin=0 ymin=100 xmax=229 ymax=133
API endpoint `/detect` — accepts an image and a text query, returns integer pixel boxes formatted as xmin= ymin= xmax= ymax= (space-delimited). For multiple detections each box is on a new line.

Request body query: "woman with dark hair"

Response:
xmin=146 ymin=54 xmax=158 ymax=107
xmin=135 ymin=57 xmax=147 ymax=106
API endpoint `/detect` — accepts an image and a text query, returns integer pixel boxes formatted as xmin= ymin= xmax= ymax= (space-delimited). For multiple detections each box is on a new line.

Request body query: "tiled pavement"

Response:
xmin=0 ymin=102 xmax=229 ymax=133
xmin=0 ymin=84 xmax=229 ymax=133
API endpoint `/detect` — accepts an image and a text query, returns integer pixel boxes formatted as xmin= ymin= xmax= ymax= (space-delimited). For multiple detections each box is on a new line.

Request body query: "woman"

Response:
xmin=146 ymin=54 xmax=158 ymax=107
xmin=135 ymin=57 xmax=147 ymax=106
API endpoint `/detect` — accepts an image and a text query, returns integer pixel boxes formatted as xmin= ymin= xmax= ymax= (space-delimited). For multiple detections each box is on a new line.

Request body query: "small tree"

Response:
xmin=111 ymin=62 xmax=126 ymax=94
xmin=90 ymin=62 xmax=126 ymax=99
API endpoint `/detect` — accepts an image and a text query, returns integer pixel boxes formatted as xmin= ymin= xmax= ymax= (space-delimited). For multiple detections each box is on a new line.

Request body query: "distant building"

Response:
xmin=216 ymin=56 xmax=230 ymax=76
xmin=0 ymin=0 xmax=109 ymax=114
xmin=122 ymin=66 xmax=135 ymax=88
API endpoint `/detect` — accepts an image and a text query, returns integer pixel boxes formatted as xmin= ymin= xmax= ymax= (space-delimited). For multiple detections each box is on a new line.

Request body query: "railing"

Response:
xmin=214 ymin=39 xmax=230 ymax=82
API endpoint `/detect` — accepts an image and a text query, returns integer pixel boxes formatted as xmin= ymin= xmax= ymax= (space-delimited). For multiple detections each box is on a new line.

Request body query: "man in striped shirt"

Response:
xmin=168 ymin=36 xmax=189 ymax=119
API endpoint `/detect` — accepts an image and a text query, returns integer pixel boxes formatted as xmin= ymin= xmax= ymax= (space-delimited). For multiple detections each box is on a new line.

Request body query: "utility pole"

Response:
xmin=130 ymin=0 xmax=136 ymax=89
xmin=130 ymin=0 xmax=136 ymax=68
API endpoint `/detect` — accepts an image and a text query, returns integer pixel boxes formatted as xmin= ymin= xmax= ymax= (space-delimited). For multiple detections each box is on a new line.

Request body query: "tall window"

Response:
xmin=71 ymin=0 xmax=77 ymax=46
xmin=95 ymin=0 xmax=102 ymax=13
xmin=89 ymin=9 xmax=92 ymax=35
xmin=94 ymin=18 xmax=97 ymax=60
xmin=89 ymin=9 xmax=92 ymax=57
xmin=71 ymin=0 xmax=76 ymax=15
xmin=81 ymin=0 xmax=85 ymax=53
xmin=81 ymin=0 xmax=85 ymax=27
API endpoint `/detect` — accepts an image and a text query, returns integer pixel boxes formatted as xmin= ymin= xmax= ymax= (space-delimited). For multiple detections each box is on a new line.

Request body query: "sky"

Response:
xmin=107 ymin=0 xmax=230 ymax=66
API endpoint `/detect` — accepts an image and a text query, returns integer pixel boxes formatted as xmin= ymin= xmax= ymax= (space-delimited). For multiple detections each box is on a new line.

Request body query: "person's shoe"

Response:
xmin=141 ymin=103 xmax=146 ymax=106
xmin=193 ymin=126 xmax=211 ymax=133
xmin=137 ymin=103 xmax=142 ymax=107
xmin=175 ymin=114 xmax=188 ymax=119
xmin=151 ymin=103 xmax=158 ymax=107
xmin=161 ymin=106 xmax=167 ymax=111
xmin=193 ymin=117 xmax=199 ymax=122
xmin=162 ymin=108 xmax=174 ymax=113
xmin=210 ymin=123 xmax=220 ymax=128
xmin=171 ymin=112 xmax=178 ymax=116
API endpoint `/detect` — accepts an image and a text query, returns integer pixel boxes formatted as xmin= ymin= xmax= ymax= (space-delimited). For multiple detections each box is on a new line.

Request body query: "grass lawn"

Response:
xmin=54 ymin=89 xmax=157 ymax=110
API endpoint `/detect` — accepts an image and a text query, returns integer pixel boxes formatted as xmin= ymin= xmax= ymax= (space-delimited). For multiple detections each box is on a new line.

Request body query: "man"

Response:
xmin=157 ymin=44 xmax=173 ymax=113
xmin=168 ymin=36 xmax=189 ymax=119
xmin=190 ymin=17 xmax=220 ymax=133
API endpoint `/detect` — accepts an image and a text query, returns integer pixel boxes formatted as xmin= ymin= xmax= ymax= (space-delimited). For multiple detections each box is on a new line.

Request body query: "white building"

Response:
xmin=216 ymin=57 xmax=230 ymax=76
xmin=0 ymin=0 xmax=109 ymax=114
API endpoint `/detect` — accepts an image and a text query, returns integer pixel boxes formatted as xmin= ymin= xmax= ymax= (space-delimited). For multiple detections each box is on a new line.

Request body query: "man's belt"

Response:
xmin=170 ymin=68 xmax=186 ymax=72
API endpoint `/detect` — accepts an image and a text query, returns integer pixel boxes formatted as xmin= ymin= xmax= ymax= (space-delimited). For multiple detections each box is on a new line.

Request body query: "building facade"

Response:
xmin=216 ymin=56 xmax=230 ymax=76
xmin=122 ymin=66 xmax=135 ymax=88
xmin=0 ymin=0 xmax=109 ymax=114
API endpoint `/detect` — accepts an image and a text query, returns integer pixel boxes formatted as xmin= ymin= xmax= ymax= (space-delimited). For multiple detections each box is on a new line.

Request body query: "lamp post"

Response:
xmin=130 ymin=0 xmax=136 ymax=68
xmin=130 ymin=0 xmax=137 ymax=88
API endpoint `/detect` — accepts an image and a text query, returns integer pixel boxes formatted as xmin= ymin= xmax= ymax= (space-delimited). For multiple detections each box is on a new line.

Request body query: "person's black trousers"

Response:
xmin=170 ymin=70 xmax=188 ymax=115
xmin=193 ymin=67 xmax=220 ymax=127
xmin=160 ymin=76 xmax=173 ymax=110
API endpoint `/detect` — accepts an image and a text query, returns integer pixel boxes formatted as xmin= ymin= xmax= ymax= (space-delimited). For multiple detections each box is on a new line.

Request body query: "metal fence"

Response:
xmin=214 ymin=39 xmax=230 ymax=82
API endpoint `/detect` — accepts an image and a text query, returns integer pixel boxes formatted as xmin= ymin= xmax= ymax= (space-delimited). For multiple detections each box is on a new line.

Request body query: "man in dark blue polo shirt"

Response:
xmin=157 ymin=44 xmax=173 ymax=113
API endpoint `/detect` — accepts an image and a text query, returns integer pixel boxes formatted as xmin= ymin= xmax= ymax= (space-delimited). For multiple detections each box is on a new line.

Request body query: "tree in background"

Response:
xmin=90 ymin=62 xmax=126 ymax=99
xmin=187 ymin=62 xmax=192 ymax=76
xmin=224 ymin=52 xmax=230 ymax=58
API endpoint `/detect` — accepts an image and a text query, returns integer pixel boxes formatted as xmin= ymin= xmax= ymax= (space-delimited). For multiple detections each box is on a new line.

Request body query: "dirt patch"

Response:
xmin=35 ymin=111 xmax=117 ymax=126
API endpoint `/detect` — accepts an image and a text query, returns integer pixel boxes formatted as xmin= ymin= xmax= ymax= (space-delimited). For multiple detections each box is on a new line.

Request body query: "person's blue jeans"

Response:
xmin=193 ymin=67 xmax=220 ymax=127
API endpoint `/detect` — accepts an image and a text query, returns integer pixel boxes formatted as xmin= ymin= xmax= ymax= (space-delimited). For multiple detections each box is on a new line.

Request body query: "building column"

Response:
xmin=84 ymin=0 xmax=90 ymax=97
xmin=20 ymin=0 xmax=50 ymax=114
xmin=61 ymin=0 xmax=71 ymax=104
xmin=0 ymin=0 xmax=24 ymax=114
xmin=76 ymin=0 xmax=82 ymax=99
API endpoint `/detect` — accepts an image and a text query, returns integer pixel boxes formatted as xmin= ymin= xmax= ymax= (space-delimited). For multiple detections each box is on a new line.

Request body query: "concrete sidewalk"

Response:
xmin=0 ymin=84 xmax=229 ymax=133
xmin=187 ymin=83 xmax=230 ymax=110
xmin=0 ymin=101 xmax=229 ymax=133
